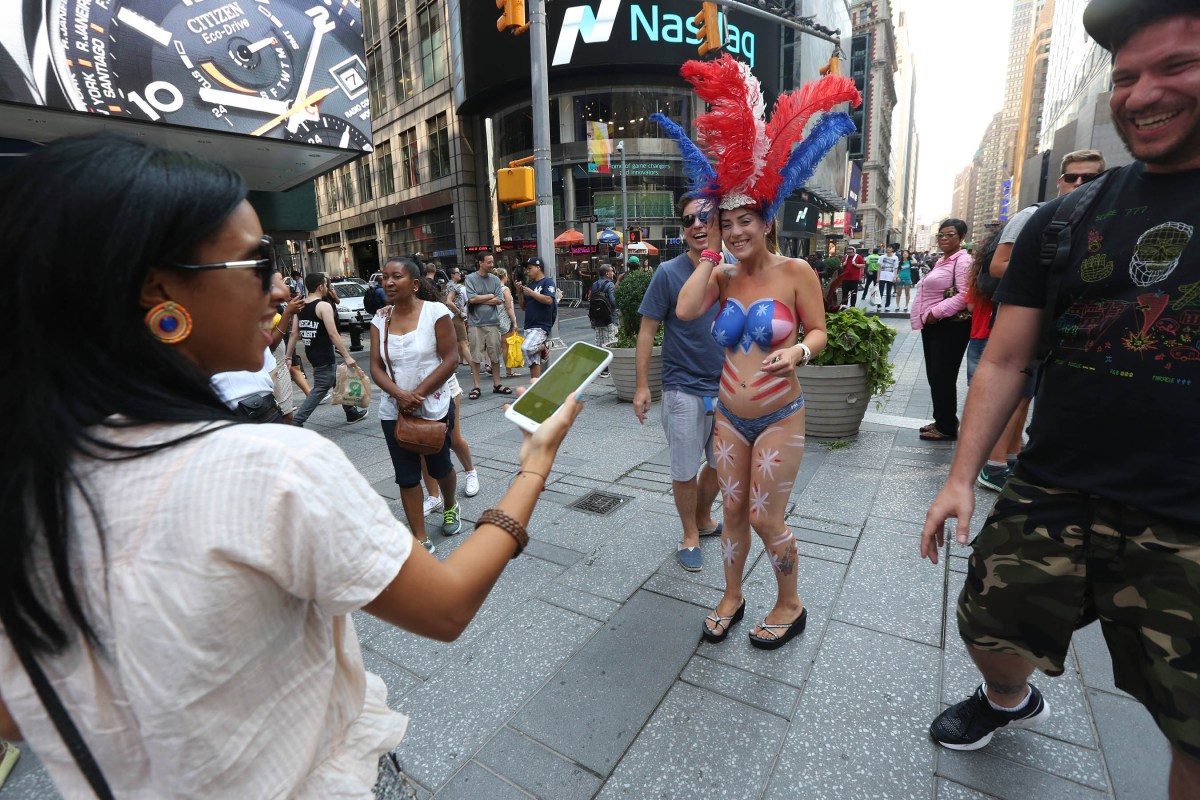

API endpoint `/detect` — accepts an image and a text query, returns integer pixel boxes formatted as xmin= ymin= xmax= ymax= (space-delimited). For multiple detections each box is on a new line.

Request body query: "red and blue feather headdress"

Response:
xmin=651 ymin=54 xmax=862 ymax=222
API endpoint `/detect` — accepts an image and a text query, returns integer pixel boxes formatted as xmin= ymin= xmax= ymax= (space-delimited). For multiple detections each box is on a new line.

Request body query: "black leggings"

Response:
xmin=921 ymin=319 xmax=971 ymax=436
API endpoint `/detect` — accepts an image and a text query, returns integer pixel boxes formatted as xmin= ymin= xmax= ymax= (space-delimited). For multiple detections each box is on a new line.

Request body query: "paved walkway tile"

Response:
xmin=765 ymin=621 xmax=939 ymax=800
xmin=536 ymin=583 xmax=622 ymax=622
xmin=1088 ymin=688 xmax=1170 ymax=799
xmin=596 ymin=682 xmax=789 ymax=800
xmin=936 ymin=778 xmax=997 ymax=798
xmin=681 ymin=655 xmax=800 ymax=719
xmin=936 ymin=748 xmax=1108 ymax=800
xmin=473 ymin=728 xmax=602 ymax=800
xmin=793 ymin=465 xmax=884 ymax=526
xmin=555 ymin=512 xmax=685 ymax=602
xmin=509 ymin=590 xmax=701 ymax=775
xmin=433 ymin=761 xmax=533 ymax=799
xmin=833 ymin=525 xmax=944 ymax=646
xmin=395 ymin=599 xmax=598 ymax=790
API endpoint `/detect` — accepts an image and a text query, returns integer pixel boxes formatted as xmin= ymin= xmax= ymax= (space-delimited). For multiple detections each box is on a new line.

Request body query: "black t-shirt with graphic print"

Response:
xmin=997 ymin=162 xmax=1200 ymax=524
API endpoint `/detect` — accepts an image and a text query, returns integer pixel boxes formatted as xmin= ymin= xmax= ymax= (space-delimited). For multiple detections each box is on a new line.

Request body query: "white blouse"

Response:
xmin=0 ymin=422 xmax=412 ymax=798
xmin=372 ymin=301 xmax=453 ymax=421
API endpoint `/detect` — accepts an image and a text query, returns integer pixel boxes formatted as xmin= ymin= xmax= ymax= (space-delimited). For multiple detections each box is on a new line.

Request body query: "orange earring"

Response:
xmin=145 ymin=301 xmax=193 ymax=344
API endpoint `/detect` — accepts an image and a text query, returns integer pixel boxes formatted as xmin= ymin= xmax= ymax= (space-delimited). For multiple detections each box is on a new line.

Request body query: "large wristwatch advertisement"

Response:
xmin=0 ymin=0 xmax=371 ymax=151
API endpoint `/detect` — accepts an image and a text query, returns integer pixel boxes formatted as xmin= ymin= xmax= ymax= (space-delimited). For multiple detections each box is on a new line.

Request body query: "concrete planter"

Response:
xmin=609 ymin=346 xmax=662 ymax=403
xmin=796 ymin=363 xmax=870 ymax=439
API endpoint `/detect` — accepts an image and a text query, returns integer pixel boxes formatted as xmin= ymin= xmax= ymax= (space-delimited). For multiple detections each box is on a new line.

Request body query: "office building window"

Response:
xmin=386 ymin=0 xmax=406 ymax=26
xmin=366 ymin=46 xmax=386 ymax=114
xmin=417 ymin=2 xmax=447 ymax=88
xmin=399 ymin=127 xmax=419 ymax=188
xmin=341 ymin=166 xmax=356 ymax=207
xmin=391 ymin=26 xmax=416 ymax=101
xmin=356 ymin=158 xmax=374 ymax=202
xmin=376 ymin=140 xmax=396 ymax=195
xmin=427 ymin=113 xmax=450 ymax=180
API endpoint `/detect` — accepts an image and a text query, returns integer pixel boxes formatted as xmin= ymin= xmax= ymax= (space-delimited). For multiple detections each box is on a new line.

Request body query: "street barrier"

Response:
xmin=559 ymin=279 xmax=583 ymax=308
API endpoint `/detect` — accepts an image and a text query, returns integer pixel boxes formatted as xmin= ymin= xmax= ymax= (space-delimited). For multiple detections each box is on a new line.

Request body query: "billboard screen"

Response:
xmin=0 ymin=0 xmax=371 ymax=151
xmin=456 ymin=0 xmax=782 ymax=114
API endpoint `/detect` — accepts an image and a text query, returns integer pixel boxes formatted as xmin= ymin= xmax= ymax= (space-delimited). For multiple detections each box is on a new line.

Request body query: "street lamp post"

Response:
xmin=617 ymin=139 xmax=628 ymax=274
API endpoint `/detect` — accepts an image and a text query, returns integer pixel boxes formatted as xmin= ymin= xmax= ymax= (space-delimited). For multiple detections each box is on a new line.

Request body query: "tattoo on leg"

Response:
xmin=769 ymin=540 xmax=798 ymax=576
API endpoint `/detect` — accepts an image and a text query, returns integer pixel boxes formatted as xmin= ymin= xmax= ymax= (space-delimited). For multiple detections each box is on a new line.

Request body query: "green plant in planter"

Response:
xmin=611 ymin=268 xmax=664 ymax=348
xmin=810 ymin=307 xmax=897 ymax=402
xmin=820 ymin=256 xmax=842 ymax=283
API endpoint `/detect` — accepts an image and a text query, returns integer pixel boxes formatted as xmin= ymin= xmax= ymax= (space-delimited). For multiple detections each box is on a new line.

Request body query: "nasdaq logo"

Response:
xmin=553 ymin=0 xmax=622 ymax=66
xmin=552 ymin=1 xmax=756 ymax=68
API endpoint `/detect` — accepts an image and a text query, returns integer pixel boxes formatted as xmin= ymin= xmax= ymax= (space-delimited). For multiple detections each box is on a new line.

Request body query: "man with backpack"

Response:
xmin=970 ymin=149 xmax=1107 ymax=492
xmin=922 ymin=5 xmax=1200 ymax=793
xmin=589 ymin=264 xmax=617 ymax=377
xmin=362 ymin=272 xmax=386 ymax=318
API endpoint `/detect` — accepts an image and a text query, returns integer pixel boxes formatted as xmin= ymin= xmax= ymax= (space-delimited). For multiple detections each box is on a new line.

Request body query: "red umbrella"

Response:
xmin=554 ymin=229 xmax=584 ymax=246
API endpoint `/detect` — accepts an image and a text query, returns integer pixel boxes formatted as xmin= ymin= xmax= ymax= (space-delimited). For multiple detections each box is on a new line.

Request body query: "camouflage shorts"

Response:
xmin=957 ymin=475 xmax=1200 ymax=758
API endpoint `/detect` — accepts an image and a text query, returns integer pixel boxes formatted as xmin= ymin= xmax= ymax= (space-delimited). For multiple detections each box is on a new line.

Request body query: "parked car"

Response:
xmin=329 ymin=280 xmax=370 ymax=330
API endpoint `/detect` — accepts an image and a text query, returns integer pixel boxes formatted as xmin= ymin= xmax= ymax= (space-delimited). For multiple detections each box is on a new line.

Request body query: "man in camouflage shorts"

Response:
xmin=921 ymin=2 xmax=1200 ymax=795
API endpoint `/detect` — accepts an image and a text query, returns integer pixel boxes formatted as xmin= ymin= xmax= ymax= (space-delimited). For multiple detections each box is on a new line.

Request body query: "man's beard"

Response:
xmin=1115 ymin=109 xmax=1200 ymax=170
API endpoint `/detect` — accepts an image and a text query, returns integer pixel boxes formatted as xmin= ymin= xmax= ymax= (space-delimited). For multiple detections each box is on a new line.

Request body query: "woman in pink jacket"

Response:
xmin=911 ymin=218 xmax=973 ymax=440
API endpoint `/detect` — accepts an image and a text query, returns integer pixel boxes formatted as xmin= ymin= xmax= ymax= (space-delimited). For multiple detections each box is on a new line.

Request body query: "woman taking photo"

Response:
xmin=910 ymin=218 xmax=973 ymax=441
xmin=0 ymin=134 xmax=582 ymax=798
xmin=658 ymin=53 xmax=858 ymax=650
xmin=370 ymin=257 xmax=464 ymax=553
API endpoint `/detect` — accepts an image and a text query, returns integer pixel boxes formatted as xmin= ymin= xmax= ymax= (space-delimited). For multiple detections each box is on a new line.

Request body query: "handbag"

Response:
xmin=941 ymin=255 xmax=973 ymax=323
xmin=382 ymin=308 xmax=447 ymax=455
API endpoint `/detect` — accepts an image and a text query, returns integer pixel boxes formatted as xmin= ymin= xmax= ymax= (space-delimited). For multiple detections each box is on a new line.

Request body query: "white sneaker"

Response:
xmin=423 ymin=494 xmax=444 ymax=516
xmin=464 ymin=469 xmax=480 ymax=497
xmin=319 ymin=390 xmax=332 ymax=405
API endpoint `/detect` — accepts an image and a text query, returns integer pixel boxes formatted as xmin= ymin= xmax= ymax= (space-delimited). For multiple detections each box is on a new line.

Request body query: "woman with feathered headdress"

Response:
xmin=661 ymin=54 xmax=860 ymax=650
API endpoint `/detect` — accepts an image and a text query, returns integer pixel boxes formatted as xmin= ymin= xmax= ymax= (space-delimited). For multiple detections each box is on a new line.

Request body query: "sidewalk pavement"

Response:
xmin=2 ymin=315 xmax=1170 ymax=799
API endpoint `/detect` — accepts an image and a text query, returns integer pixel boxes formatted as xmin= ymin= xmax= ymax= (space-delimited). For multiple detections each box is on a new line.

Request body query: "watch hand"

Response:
xmin=288 ymin=8 xmax=336 ymax=133
xmin=199 ymin=87 xmax=289 ymax=115
xmin=251 ymin=87 xmax=333 ymax=137
xmin=246 ymin=36 xmax=276 ymax=54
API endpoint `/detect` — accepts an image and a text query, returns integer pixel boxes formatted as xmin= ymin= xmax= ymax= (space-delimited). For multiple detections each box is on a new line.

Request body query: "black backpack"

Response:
xmin=588 ymin=280 xmax=614 ymax=325
xmin=363 ymin=285 xmax=385 ymax=315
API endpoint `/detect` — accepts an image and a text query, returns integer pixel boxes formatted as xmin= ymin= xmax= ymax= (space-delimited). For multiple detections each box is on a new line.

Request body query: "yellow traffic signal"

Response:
xmin=498 ymin=166 xmax=535 ymax=207
xmin=692 ymin=2 xmax=722 ymax=57
xmin=497 ymin=0 xmax=529 ymax=35
xmin=819 ymin=56 xmax=841 ymax=76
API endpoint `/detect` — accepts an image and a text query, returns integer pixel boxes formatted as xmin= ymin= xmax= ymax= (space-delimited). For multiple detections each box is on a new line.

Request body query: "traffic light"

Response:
xmin=692 ymin=2 xmax=722 ymax=57
xmin=629 ymin=227 xmax=641 ymax=243
xmin=498 ymin=166 xmax=535 ymax=207
xmin=497 ymin=0 xmax=529 ymax=35
xmin=819 ymin=56 xmax=841 ymax=76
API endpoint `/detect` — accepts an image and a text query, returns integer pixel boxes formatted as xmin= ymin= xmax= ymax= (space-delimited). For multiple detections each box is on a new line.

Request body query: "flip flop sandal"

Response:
xmin=701 ymin=600 xmax=745 ymax=643
xmin=492 ymin=385 xmax=513 ymax=395
xmin=468 ymin=387 xmax=482 ymax=400
xmin=748 ymin=608 xmax=808 ymax=650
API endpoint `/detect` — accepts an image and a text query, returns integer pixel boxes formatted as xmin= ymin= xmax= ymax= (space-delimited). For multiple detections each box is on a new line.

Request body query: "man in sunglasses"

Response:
xmin=288 ymin=272 xmax=369 ymax=427
xmin=634 ymin=193 xmax=724 ymax=572
xmin=923 ymin=2 xmax=1200 ymax=791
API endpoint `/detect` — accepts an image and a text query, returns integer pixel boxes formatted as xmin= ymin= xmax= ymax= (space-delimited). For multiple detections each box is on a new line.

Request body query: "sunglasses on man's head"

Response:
xmin=171 ymin=236 xmax=278 ymax=293
xmin=1061 ymin=172 xmax=1100 ymax=185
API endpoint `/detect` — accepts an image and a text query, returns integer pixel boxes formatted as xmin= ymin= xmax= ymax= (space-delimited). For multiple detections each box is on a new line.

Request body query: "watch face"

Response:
xmin=49 ymin=0 xmax=372 ymax=150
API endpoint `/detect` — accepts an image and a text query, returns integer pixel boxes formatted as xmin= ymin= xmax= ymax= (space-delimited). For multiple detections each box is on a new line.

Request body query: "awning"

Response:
xmin=554 ymin=229 xmax=584 ymax=245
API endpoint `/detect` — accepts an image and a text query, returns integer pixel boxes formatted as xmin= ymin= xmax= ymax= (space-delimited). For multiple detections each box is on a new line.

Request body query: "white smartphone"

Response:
xmin=505 ymin=341 xmax=613 ymax=433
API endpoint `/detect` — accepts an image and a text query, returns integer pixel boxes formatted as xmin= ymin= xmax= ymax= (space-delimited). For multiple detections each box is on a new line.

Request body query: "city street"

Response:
xmin=1 ymin=308 xmax=1169 ymax=800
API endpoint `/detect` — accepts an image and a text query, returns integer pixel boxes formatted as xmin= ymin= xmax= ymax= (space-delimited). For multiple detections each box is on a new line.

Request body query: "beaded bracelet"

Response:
xmin=477 ymin=508 xmax=529 ymax=558
xmin=700 ymin=249 xmax=722 ymax=264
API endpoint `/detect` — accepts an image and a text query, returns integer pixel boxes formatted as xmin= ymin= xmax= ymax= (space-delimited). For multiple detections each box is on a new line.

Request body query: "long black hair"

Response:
xmin=1 ymin=133 xmax=249 ymax=654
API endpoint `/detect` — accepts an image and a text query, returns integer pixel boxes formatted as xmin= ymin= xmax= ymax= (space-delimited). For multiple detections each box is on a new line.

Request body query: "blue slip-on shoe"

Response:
xmin=677 ymin=546 xmax=703 ymax=572
xmin=698 ymin=522 xmax=723 ymax=538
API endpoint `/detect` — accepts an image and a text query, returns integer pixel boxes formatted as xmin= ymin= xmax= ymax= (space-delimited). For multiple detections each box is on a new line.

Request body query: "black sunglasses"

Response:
xmin=681 ymin=213 xmax=705 ymax=227
xmin=171 ymin=236 xmax=278 ymax=293
xmin=1060 ymin=172 xmax=1100 ymax=185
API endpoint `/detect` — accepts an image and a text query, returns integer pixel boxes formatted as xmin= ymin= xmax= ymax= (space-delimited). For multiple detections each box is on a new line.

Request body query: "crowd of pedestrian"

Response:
xmin=3 ymin=2 xmax=1198 ymax=796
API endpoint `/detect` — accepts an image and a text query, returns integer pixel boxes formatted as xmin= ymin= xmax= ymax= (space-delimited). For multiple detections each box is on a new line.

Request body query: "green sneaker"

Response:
xmin=442 ymin=504 xmax=462 ymax=536
xmin=977 ymin=464 xmax=1011 ymax=492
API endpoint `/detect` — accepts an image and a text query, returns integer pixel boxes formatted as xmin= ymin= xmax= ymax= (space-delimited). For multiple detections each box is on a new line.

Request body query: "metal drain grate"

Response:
xmin=570 ymin=490 xmax=631 ymax=516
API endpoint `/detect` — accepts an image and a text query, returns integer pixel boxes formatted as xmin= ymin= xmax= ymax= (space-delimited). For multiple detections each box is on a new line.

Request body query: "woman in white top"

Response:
xmin=370 ymin=257 xmax=463 ymax=552
xmin=0 ymin=133 xmax=582 ymax=799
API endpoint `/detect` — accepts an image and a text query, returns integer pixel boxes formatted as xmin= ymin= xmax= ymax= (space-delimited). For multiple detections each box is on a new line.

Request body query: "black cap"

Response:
xmin=524 ymin=256 xmax=544 ymax=268
xmin=1083 ymin=0 xmax=1195 ymax=52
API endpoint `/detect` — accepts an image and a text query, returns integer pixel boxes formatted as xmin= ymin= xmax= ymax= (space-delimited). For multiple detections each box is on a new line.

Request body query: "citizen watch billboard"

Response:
xmin=0 ymin=0 xmax=371 ymax=151
xmin=452 ymin=0 xmax=781 ymax=115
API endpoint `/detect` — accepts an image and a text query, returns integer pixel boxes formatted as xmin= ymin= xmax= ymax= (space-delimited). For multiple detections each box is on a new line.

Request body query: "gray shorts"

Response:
xmin=661 ymin=388 xmax=716 ymax=482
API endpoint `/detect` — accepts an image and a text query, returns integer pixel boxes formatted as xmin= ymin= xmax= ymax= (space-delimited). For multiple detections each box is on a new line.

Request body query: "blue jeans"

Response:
xmin=292 ymin=362 xmax=358 ymax=426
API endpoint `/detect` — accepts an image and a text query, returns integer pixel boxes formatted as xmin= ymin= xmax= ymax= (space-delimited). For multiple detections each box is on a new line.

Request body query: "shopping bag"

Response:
xmin=332 ymin=364 xmax=372 ymax=408
xmin=506 ymin=333 xmax=525 ymax=369
xmin=867 ymin=283 xmax=881 ymax=307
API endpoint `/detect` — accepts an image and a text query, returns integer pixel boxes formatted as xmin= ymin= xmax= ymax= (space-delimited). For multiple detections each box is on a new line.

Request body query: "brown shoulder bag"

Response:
xmin=383 ymin=307 xmax=447 ymax=455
